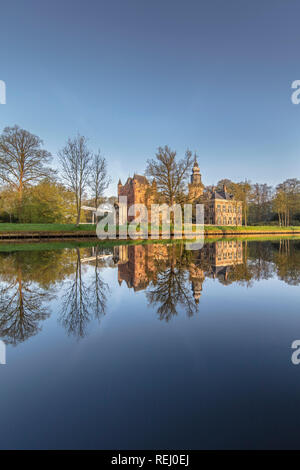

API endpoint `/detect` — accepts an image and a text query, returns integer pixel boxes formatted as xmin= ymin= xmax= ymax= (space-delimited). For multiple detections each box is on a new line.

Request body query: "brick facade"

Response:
xmin=117 ymin=160 xmax=243 ymax=226
xmin=117 ymin=174 xmax=156 ymax=223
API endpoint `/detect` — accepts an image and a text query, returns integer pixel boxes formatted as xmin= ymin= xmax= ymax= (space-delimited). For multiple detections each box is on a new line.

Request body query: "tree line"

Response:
xmin=214 ymin=178 xmax=300 ymax=226
xmin=0 ymin=127 xmax=299 ymax=226
xmin=0 ymin=125 xmax=111 ymax=224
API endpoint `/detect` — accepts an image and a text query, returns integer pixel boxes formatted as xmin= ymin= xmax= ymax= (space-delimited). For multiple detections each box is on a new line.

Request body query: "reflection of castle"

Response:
xmin=206 ymin=240 xmax=243 ymax=284
xmin=114 ymin=244 xmax=169 ymax=291
xmin=189 ymin=265 xmax=205 ymax=304
xmin=207 ymin=240 xmax=243 ymax=266
xmin=114 ymin=241 xmax=243 ymax=301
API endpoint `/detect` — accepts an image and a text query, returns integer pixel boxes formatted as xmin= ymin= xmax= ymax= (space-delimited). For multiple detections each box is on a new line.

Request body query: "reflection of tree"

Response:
xmin=1 ymin=238 xmax=300 ymax=344
xmin=59 ymin=247 xmax=110 ymax=339
xmin=88 ymin=246 xmax=110 ymax=320
xmin=248 ymin=240 xmax=300 ymax=286
xmin=275 ymin=240 xmax=300 ymax=286
xmin=146 ymin=246 xmax=198 ymax=321
xmin=217 ymin=262 xmax=254 ymax=287
xmin=0 ymin=256 xmax=52 ymax=345
xmin=60 ymin=248 xmax=91 ymax=338
xmin=144 ymin=239 xmax=299 ymax=320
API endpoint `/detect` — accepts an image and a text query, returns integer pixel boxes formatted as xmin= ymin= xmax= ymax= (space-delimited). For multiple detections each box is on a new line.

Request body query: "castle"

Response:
xmin=117 ymin=159 xmax=242 ymax=226
xmin=117 ymin=174 xmax=156 ymax=223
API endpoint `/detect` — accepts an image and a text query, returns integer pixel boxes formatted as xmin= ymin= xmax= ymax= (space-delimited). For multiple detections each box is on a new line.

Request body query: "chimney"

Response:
xmin=223 ymin=184 xmax=227 ymax=193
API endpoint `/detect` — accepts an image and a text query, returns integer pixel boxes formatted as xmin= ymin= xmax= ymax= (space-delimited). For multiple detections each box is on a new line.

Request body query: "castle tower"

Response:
xmin=117 ymin=173 xmax=157 ymax=222
xmin=188 ymin=156 xmax=204 ymax=201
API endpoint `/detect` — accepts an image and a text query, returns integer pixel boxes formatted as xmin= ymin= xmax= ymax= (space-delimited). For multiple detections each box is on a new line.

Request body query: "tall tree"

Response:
xmin=232 ymin=180 xmax=252 ymax=226
xmin=216 ymin=179 xmax=235 ymax=192
xmin=89 ymin=150 xmax=111 ymax=209
xmin=0 ymin=125 xmax=52 ymax=205
xmin=58 ymin=134 xmax=92 ymax=225
xmin=273 ymin=186 xmax=287 ymax=226
xmin=274 ymin=179 xmax=300 ymax=226
xmin=249 ymin=183 xmax=273 ymax=224
xmin=145 ymin=145 xmax=194 ymax=205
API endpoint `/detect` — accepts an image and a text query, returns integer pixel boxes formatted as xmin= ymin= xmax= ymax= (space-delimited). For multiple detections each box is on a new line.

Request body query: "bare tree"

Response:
xmin=230 ymin=180 xmax=252 ymax=226
xmin=0 ymin=125 xmax=52 ymax=204
xmin=88 ymin=246 xmax=110 ymax=319
xmin=249 ymin=183 xmax=273 ymax=224
xmin=58 ymin=134 xmax=92 ymax=225
xmin=59 ymin=248 xmax=91 ymax=339
xmin=145 ymin=145 xmax=194 ymax=205
xmin=146 ymin=246 xmax=198 ymax=321
xmin=89 ymin=150 xmax=111 ymax=208
xmin=0 ymin=255 xmax=52 ymax=346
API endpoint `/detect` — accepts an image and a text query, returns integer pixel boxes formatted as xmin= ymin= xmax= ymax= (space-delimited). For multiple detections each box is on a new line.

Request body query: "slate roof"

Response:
xmin=122 ymin=174 xmax=149 ymax=186
xmin=211 ymin=189 xmax=234 ymax=200
xmin=133 ymin=174 xmax=149 ymax=185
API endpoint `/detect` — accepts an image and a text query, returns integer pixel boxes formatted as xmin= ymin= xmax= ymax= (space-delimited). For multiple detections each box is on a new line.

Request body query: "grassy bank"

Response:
xmin=0 ymin=223 xmax=300 ymax=234
xmin=203 ymin=225 xmax=300 ymax=234
xmin=0 ymin=237 xmax=197 ymax=252
xmin=0 ymin=223 xmax=95 ymax=232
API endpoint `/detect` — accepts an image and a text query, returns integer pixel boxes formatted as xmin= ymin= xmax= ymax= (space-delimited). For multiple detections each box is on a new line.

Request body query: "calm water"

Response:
xmin=0 ymin=238 xmax=300 ymax=449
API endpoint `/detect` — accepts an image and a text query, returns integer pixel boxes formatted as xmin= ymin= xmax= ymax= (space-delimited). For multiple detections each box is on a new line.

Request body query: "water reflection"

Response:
xmin=0 ymin=252 xmax=55 ymax=344
xmin=59 ymin=247 xmax=109 ymax=339
xmin=114 ymin=241 xmax=245 ymax=319
xmin=0 ymin=239 xmax=299 ymax=344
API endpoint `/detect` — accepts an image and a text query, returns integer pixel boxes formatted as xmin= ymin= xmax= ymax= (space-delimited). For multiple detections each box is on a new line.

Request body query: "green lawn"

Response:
xmin=0 ymin=223 xmax=299 ymax=233
xmin=0 ymin=223 xmax=96 ymax=232
xmin=203 ymin=225 xmax=300 ymax=233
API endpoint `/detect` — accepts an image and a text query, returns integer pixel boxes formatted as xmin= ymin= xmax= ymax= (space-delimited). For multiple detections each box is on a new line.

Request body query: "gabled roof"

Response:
xmin=123 ymin=174 xmax=149 ymax=186
xmin=133 ymin=174 xmax=149 ymax=185
xmin=211 ymin=189 xmax=234 ymax=200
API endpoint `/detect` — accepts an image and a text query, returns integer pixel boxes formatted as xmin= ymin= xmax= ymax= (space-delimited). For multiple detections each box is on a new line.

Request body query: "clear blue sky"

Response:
xmin=1 ymin=0 xmax=300 ymax=195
